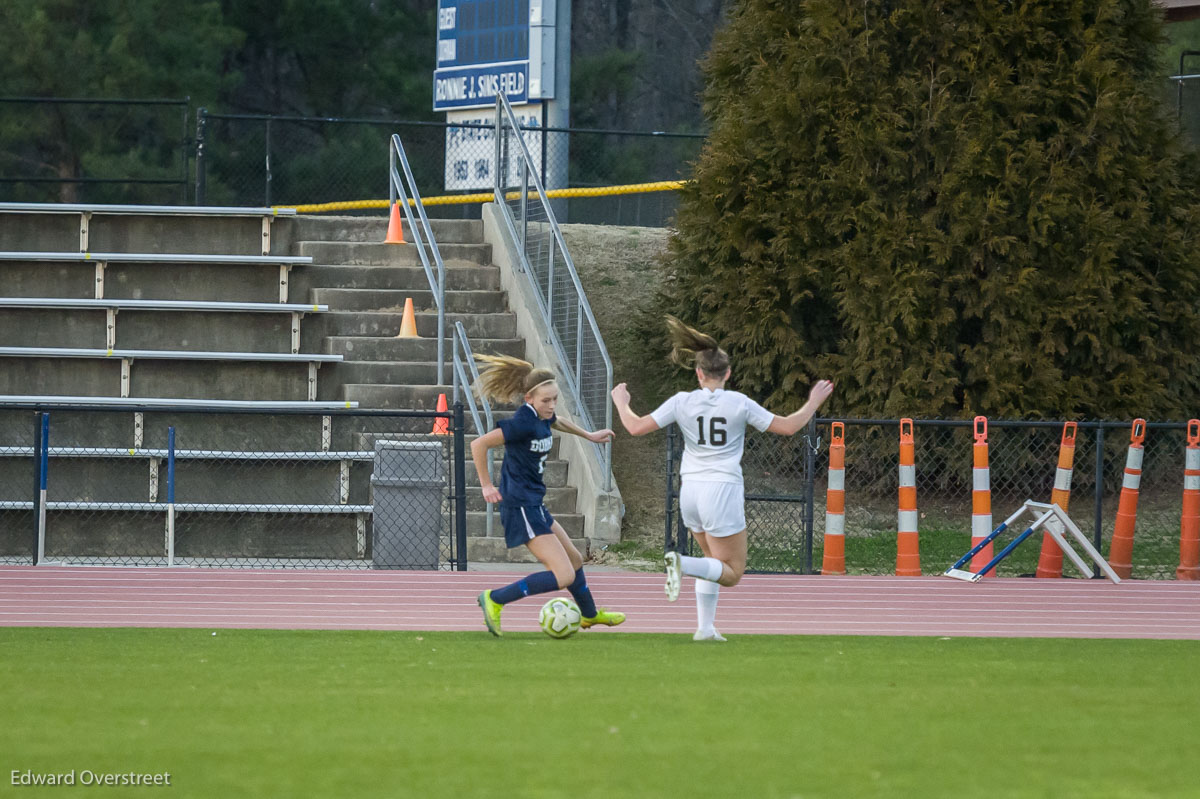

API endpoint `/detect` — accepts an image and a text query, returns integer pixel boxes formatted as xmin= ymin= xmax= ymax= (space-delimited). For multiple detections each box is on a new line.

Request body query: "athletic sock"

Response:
xmin=695 ymin=579 xmax=720 ymax=633
xmin=680 ymin=555 xmax=724 ymax=583
xmin=490 ymin=570 xmax=559 ymax=605
xmin=567 ymin=568 xmax=598 ymax=618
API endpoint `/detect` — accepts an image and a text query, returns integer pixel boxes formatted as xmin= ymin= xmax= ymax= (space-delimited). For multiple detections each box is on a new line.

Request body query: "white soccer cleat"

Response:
xmin=664 ymin=550 xmax=681 ymax=602
xmin=693 ymin=628 xmax=727 ymax=642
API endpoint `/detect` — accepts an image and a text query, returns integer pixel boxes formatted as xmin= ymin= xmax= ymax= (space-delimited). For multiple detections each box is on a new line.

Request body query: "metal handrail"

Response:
xmin=450 ymin=320 xmax=498 ymax=537
xmin=388 ymin=134 xmax=446 ymax=385
xmin=492 ymin=94 xmax=613 ymax=490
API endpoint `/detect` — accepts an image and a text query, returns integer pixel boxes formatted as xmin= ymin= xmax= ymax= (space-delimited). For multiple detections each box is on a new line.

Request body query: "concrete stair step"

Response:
xmin=311 ymin=288 xmax=508 ymax=314
xmin=316 ymin=311 xmax=516 ymax=339
xmin=293 ymin=264 xmax=501 ymax=294
xmin=341 ymin=383 xmax=451 ymax=410
xmin=466 ymin=485 xmax=576 ymax=512
xmin=283 ymin=216 xmax=482 ymax=245
xmin=467 ymin=510 xmax=584 ymax=538
xmin=297 ymin=241 xmax=492 ymax=266
xmin=320 ymin=361 xmax=440 ymax=389
xmin=466 ymin=535 xmax=589 ymax=564
xmin=326 ymin=336 xmax=524 ymax=361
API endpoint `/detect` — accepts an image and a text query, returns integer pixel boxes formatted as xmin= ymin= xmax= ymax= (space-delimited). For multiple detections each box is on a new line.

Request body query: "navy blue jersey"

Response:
xmin=496 ymin=404 xmax=555 ymax=505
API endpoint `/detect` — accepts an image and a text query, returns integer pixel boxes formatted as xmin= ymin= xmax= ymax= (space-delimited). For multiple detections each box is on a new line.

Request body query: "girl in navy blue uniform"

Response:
xmin=471 ymin=355 xmax=625 ymax=636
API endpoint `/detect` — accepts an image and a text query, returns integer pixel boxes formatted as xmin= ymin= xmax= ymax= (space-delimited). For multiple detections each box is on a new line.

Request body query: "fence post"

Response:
xmin=453 ymin=402 xmax=468 ymax=571
xmin=194 ymin=107 xmax=207 ymax=206
xmin=31 ymin=412 xmax=42 ymax=565
xmin=804 ymin=418 xmax=816 ymax=574
xmin=180 ymin=97 xmax=191 ymax=204
xmin=264 ymin=117 xmax=273 ymax=207
xmin=1093 ymin=423 xmax=1105 ymax=574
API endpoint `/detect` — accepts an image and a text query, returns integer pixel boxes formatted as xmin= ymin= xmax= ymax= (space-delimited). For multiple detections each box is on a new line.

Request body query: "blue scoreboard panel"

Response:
xmin=435 ymin=0 xmax=554 ymax=111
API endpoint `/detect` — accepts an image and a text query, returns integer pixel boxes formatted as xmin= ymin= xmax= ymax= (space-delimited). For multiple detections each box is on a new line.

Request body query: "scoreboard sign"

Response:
xmin=434 ymin=0 xmax=556 ymax=112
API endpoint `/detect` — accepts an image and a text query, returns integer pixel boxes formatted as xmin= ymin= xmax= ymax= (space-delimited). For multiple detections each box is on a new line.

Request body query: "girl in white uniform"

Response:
xmin=611 ymin=316 xmax=834 ymax=640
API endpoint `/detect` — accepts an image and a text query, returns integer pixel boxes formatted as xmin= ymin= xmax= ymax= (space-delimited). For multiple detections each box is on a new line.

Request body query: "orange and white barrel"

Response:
xmin=1036 ymin=422 xmax=1078 ymax=578
xmin=1108 ymin=419 xmax=1146 ymax=580
xmin=896 ymin=418 xmax=921 ymax=576
xmin=822 ymin=422 xmax=846 ymax=576
xmin=1178 ymin=420 xmax=1200 ymax=581
xmin=968 ymin=416 xmax=993 ymax=575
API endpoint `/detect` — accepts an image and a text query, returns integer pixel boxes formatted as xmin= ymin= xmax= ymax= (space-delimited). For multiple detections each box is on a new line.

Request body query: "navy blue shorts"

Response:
xmin=499 ymin=503 xmax=556 ymax=549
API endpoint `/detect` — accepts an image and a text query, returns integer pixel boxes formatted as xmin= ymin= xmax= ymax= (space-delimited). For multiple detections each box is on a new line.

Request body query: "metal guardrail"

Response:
xmin=388 ymin=134 xmax=446 ymax=386
xmin=492 ymin=94 xmax=613 ymax=490
xmin=450 ymin=319 xmax=498 ymax=538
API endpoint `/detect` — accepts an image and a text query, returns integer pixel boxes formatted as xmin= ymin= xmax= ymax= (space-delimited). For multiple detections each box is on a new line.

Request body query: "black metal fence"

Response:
xmin=667 ymin=417 xmax=1196 ymax=580
xmin=0 ymin=405 xmax=470 ymax=570
xmin=0 ymin=98 xmax=704 ymax=225
xmin=196 ymin=111 xmax=702 ymax=226
xmin=0 ymin=97 xmax=191 ymax=205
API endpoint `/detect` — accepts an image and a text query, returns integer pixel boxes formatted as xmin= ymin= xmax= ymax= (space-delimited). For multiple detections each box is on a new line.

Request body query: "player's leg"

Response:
xmin=689 ymin=531 xmax=724 ymax=642
xmin=547 ymin=521 xmax=626 ymax=629
xmin=666 ymin=481 xmax=723 ymax=600
xmin=673 ymin=482 xmax=739 ymax=586
xmin=477 ymin=505 xmax=564 ymax=637
xmin=704 ymin=529 xmax=748 ymax=587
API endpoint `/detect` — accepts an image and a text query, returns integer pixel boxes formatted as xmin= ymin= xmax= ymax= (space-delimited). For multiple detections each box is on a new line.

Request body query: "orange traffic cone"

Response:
xmin=1035 ymin=422 xmax=1078 ymax=578
xmin=969 ymin=416 xmax=994 ymax=575
xmin=822 ymin=422 xmax=846 ymax=576
xmin=1108 ymin=419 xmax=1146 ymax=580
xmin=896 ymin=418 xmax=921 ymax=576
xmin=385 ymin=202 xmax=406 ymax=244
xmin=432 ymin=393 xmax=450 ymax=435
xmin=395 ymin=297 xmax=418 ymax=338
xmin=1178 ymin=420 xmax=1200 ymax=580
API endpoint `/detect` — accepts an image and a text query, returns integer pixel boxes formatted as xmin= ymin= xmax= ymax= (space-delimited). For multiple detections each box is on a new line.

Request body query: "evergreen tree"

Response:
xmin=0 ymin=0 xmax=242 ymax=202
xmin=664 ymin=0 xmax=1200 ymax=420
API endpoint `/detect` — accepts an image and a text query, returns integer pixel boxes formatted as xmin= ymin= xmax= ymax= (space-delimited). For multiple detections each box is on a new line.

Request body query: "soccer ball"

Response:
xmin=538 ymin=597 xmax=582 ymax=639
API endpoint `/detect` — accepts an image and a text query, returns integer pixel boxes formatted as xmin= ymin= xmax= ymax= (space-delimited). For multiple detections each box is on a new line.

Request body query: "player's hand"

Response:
xmin=589 ymin=428 xmax=615 ymax=444
xmin=611 ymin=383 xmax=631 ymax=407
xmin=481 ymin=485 xmax=502 ymax=504
xmin=809 ymin=379 xmax=834 ymax=406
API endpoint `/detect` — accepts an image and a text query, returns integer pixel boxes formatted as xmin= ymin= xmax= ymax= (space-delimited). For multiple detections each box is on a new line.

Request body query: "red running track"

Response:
xmin=1 ymin=567 xmax=1199 ymax=639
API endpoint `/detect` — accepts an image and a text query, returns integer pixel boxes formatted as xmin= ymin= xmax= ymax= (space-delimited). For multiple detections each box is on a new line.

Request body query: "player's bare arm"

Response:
xmin=470 ymin=427 xmax=505 ymax=503
xmin=766 ymin=379 xmax=835 ymax=436
xmin=551 ymin=416 xmax=614 ymax=444
xmin=611 ymin=382 xmax=660 ymax=436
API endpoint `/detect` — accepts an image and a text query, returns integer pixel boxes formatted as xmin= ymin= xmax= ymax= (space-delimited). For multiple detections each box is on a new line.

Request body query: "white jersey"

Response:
xmin=650 ymin=388 xmax=775 ymax=484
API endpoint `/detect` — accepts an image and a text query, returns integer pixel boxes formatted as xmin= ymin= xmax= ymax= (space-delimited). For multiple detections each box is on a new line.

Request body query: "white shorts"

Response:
xmin=679 ymin=480 xmax=746 ymax=538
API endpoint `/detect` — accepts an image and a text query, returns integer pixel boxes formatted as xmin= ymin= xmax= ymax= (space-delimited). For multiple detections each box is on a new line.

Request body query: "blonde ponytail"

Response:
xmin=664 ymin=315 xmax=729 ymax=376
xmin=473 ymin=354 xmax=557 ymax=403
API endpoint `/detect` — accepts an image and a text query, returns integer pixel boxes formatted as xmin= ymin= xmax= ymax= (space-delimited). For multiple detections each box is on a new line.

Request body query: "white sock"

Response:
xmin=695 ymin=579 xmax=720 ymax=633
xmin=680 ymin=555 xmax=724 ymax=583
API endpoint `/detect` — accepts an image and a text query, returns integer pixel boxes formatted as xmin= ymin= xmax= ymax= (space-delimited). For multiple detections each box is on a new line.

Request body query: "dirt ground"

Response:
xmin=558 ymin=223 xmax=680 ymax=568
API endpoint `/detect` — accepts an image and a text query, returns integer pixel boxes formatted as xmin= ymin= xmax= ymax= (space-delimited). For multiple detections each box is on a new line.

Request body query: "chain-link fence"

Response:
xmin=0 ymin=405 xmax=469 ymax=570
xmin=667 ymin=417 xmax=1196 ymax=579
xmin=0 ymin=97 xmax=192 ymax=205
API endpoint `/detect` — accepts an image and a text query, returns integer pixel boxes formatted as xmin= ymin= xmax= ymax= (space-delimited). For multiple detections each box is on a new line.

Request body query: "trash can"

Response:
xmin=371 ymin=440 xmax=444 ymax=569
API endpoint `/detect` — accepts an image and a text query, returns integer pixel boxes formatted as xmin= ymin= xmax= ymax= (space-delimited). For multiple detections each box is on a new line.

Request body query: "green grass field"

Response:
xmin=3 ymin=628 xmax=1198 ymax=798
